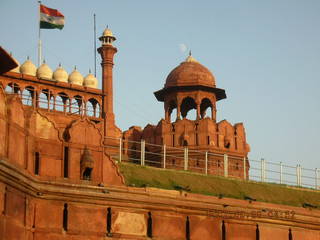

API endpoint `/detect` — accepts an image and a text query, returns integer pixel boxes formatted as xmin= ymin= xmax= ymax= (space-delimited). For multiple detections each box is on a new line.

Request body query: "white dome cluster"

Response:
xmin=12 ymin=56 xmax=98 ymax=89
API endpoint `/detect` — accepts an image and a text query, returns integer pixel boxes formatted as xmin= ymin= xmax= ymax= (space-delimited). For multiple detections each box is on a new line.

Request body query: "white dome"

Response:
xmin=10 ymin=54 xmax=20 ymax=73
xmin=68 ymin=67 xmax=83 ymax=86
xmin=37 ymin=61 xmax=53 ymax=80
xmin=103 ymin=28 xmax=114 ymax=37
xmin=20 ymin=57 xmax=36 ymax=76
xmin=53 ymin=64 xmax=68 ymax=82
xmin=84 ymin=71 xmax=98 ymax=88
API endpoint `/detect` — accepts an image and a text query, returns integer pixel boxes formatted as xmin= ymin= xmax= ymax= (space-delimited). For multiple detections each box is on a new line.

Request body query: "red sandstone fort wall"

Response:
xmin=0 ymin=179 xmax=320 ymax=240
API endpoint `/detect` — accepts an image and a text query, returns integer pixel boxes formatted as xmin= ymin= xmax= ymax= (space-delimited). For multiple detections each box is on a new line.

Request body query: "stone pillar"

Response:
xmin=196 ymin=102 xmax=200 ymax=120
xmin=176 ymin=104 xmax=181 ymax=120
xmin=212 ymin=107 xmax=216 ymax=122
xmin=176 ymin=98 xmax=181 ymax=120
xmin=97 ymin=28 xmax=119 ymax=142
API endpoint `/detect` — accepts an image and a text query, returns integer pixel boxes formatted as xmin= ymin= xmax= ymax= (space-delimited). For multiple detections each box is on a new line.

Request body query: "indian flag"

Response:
xmin=40 ymin=4 xmax=65 ymax=30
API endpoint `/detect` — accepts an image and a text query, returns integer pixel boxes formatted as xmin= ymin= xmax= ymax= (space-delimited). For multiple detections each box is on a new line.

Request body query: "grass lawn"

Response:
xmin=119 ymin=162 xmax=320 ymax=208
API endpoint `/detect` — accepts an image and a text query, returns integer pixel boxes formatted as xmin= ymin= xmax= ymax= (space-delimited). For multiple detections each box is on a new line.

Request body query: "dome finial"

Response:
xmin=189 ymin=50 xmax=192 ymax=56
xmin=185 ymin=51 xmax=198 ymax=63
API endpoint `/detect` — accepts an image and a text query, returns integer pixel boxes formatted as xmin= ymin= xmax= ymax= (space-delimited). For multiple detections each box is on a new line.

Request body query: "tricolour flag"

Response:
xmin=40 ymin=4 xmax=65 ymax=30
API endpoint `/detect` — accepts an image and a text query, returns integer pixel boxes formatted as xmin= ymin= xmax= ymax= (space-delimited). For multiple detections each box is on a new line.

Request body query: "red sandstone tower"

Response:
xmin=98 ymin=28 xmax=121 ymax=142
xmin=124 ymin=53 xmax=250 ymax=178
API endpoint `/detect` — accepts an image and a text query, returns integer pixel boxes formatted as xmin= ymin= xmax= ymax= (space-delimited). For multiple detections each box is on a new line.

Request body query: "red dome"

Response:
xmin=165 ymin=59 xmax=216 ymax=88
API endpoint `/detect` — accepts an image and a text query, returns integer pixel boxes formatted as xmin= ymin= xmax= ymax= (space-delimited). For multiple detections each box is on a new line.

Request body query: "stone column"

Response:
xmin=196 ymin=102 xmax=200 ymax=120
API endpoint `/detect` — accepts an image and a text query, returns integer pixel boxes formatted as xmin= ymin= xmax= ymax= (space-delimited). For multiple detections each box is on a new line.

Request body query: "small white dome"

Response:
xmin=84 ymin=71 xmax=98 ymax=88
xmin=103 ymin=28 xmax=114 ymax=37
xmin=53 ymin=64 xmax=68 ymax=82
xmin=37 ymin=61 xmax=53 ymax=80
xmin=68 ymin=67 xmax=83 ymax=86
xmin=20 ymin=57 xmax=36 ymax=76
xmin=10 ymin=54 xmax=20 ymax=73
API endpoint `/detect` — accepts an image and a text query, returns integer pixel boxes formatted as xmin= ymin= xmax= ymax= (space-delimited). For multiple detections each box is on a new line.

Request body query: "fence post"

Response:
xmin=299 ymin=165 xmax=302 ymax=187
xmin=261 ymin=158 xmax=266 ymax=182
xmin=184 ymin=147 xmax=188 ymax=171
xmin=119 ymin=138 xmax=122 ymax=163
xmin=224 ymin=154 xmax=228 ymax=177
xmin=280 ymin=162 xmax=283 ymax=184
xmin=163 ymin=144 xmax=166 ymax=169
xmin=140 ymin=140 xmax=145 ymax=166
xmin=243 ymin=157 xmax=246 ymax=180
xmin=316 ymin=168 xmax=319 ymax=190
xmin=296 ymin=164 xmax=300 ymax=186
xmin=205 ymin=151 xmax=208 ymax=175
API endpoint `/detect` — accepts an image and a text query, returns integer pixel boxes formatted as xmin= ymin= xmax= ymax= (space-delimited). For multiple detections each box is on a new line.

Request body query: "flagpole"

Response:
xmin=94 ymin=13 xmax=97 ymax=77
xmin=38 ymin=1 xmax=42 ymax=67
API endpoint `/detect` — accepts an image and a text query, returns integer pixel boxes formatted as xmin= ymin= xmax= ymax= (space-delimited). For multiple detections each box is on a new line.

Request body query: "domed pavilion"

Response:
xmin=154 ymin=52 xmax=226 ymax=122
xmin=124 ymin=53 xmax=250 ymax=178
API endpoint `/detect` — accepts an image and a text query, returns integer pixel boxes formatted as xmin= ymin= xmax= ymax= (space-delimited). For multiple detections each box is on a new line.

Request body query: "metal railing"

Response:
xmin=104 ymin=137 xmax=320 ymax=190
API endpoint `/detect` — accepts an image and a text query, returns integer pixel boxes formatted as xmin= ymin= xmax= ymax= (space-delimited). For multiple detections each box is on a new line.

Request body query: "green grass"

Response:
xmin=118 ymin=163 xmax=320 ymax=208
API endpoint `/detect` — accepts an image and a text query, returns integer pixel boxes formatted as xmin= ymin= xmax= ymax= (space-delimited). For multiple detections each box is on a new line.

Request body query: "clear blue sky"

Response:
xmin=1 ymin=0 xmax=320 ymax=170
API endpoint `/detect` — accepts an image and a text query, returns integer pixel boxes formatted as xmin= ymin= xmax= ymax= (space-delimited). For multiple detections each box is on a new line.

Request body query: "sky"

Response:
xmin=1 ymin=0 xmax=320 ymax=171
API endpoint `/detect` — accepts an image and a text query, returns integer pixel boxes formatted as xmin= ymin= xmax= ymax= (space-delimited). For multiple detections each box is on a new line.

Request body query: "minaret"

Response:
xmin=98 ymin=28 xmax=119 ymax=141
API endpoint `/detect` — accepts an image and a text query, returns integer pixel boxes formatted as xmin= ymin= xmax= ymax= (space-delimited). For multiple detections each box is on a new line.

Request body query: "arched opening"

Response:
xmin=87 ymin=98 xmax=99 ymax=117
xmin=5 ymin=83 xmax=21 ymax=95
xmin=86 ymin=101 xmax=95 ymax=117
xmin=70 ymin=95 xmax=83 ymax=114
xmin=56 ymin=92 xmax=69 ymax=112
xmin=180 ymin=97 xmax=197 ymax=120
xmin=200 ymin=98 xmax=213 ymax=119
xmin=5 ymin=84 xmax=13 ymax=93
xmin=39 ymin=90 xmax=49 ymax=109
xmin=168 ymin=100 xmax=177 ymax=122
xmin=55 ymin=95 xmax=64 ymax=111
xmin=22 ymin=86 xmax=34 ymax=106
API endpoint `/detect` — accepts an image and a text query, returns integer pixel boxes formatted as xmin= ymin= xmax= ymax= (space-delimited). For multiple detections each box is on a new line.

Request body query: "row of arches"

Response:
xmin=4 ymin=82 xmax=101 ymax=118
xmin=166 ymin=97 xmax=216 ymax=122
